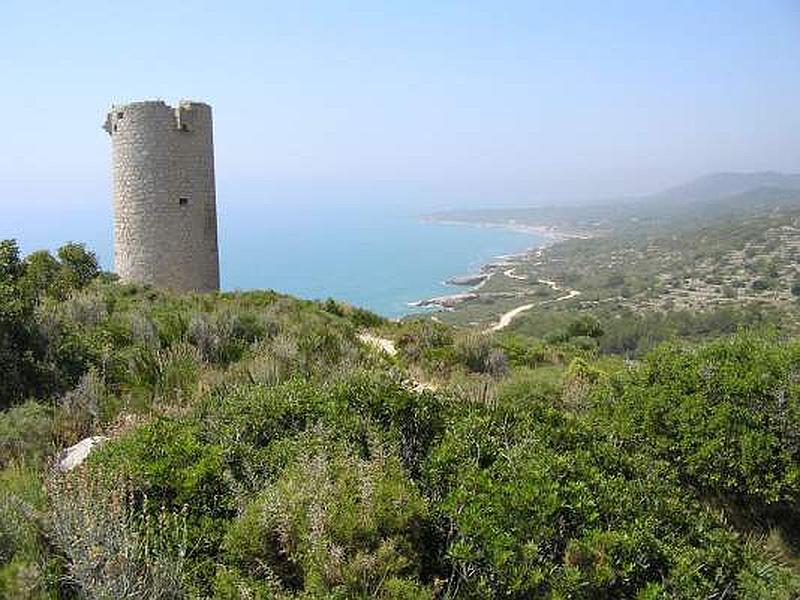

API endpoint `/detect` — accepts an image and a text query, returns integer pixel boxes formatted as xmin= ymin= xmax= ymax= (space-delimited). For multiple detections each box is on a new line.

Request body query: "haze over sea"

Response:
xmin=4 ymin=196 xmax=541 ymax=318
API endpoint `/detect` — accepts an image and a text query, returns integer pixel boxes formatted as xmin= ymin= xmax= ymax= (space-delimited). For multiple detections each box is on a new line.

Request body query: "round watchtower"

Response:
xmin=103 ymin=100 xmax=220 ymax=293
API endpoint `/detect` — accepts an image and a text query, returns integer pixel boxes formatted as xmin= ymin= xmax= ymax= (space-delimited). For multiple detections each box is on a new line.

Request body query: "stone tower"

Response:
xmin=103 ymin=100 xmax=220 ymax=293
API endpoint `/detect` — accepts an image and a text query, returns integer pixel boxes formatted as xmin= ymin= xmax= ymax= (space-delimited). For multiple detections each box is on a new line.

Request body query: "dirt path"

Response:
xmin=503 ymin=268 xmax=527 ymax=281
xmin=488 ymin=279 xmax=581 ymax=332
xmin=489 ymin=303 xmax=536 ymax=331
xmin=358 ymin=333 xmax=398 ymax=356
xmin=537 ymin=278 xmax=560 ymax=290
xmin=358 ymin=332 xmax=438 ymax=392
xmin=554 ymin=289 xmax=581 ymax=302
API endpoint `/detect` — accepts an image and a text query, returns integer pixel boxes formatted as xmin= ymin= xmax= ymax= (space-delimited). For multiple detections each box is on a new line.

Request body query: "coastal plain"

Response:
xmin=419 ymin=173 xmax=800 ymax=350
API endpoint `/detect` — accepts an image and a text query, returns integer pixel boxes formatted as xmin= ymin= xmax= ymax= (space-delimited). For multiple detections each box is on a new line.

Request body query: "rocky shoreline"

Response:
xmin=407 ymin=217 xmax=589 ymax=311
xmin=408 ymin=292 xmax=479 ymax=309
xmin=445 ymin=274 xmax=489 ymax=286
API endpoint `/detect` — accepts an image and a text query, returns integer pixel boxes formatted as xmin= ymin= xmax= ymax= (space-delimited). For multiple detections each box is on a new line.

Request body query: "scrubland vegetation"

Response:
xmin=435 ymin=185 xmax=800 ymax=362
xmin=2 ymin=236 xmax=800 ymax=599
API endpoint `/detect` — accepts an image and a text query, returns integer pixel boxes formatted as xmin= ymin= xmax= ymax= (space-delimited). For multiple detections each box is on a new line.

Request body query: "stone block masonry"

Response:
xmin=103 ymin=100 xmax=220 ymax=292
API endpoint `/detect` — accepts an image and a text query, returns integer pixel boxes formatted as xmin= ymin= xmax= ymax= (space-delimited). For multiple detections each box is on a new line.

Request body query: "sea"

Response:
xmin=221 ymin=202 xmax=543 ymax=317
xmin=5 ymin=198 xmax=544 ymax=318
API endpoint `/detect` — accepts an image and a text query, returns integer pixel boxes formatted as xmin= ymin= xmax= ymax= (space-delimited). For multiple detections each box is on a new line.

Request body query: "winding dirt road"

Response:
xmin=489 ymin=303 xmax=536 ymax=331
xmin=489 ymin=279 xmax=581 ymax=332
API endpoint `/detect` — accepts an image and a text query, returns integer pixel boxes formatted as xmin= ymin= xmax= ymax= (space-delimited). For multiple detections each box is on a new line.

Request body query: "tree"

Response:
xmin=20 ymin=250 xmax=60 ymax=298
xmin=0 ymin=239 xmax=24 ymax=293
xmin=0 ymin=240 xmax=99 ymax=408
xmin=751 ymin=278 xmax=772 ymax=292
xmin=566 ymin=314 xmax=604 ymax=339
xmin=57 ymin=242 xmax=99 ymax=290
xmin=0 ymin=240 xmax=40 ymax=409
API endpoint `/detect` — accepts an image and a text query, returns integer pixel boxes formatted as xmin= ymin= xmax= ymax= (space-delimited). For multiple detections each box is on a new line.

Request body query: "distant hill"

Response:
xmin=653 ymin=171 xmax=800 ymax=202
xmin=426 ymin=171 xmax=800 ymax=235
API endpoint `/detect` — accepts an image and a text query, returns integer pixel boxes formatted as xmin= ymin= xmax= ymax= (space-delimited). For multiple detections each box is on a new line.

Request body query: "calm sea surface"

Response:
xmin=221 ymin=204 xmax=543 ymax=317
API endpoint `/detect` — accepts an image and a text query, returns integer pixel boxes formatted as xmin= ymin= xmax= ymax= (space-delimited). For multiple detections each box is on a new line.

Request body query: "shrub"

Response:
xmin=55 ymin=242 xmax=100 ymax=292
xmin=156 ymin=343 xmax=203 ymax=405
xmin=128 ymin=310 xmax=159 ymax=349
xmin=751 ymin=278 xmax=772 ymax=291
xmin=439 ymin=427 xmax=752 ymax=597
xmin=0 ymin=241 xmax=44 ymax=408
xmin=396 ymin=321 xmax=453 ymax=365
xmin=187 ymin=310 xmax=266 ymax=365
xmin=88 ymin=417 xmax=227 ymax=593
xmin=47 ymin=469 xmax=186 ymax=599
xmin=19 ymin=250 xmax=60 ymax=299
xmin=0 ymin=462 xmax=56 ymax=599
xmin=53 ymin=369 xmax=107 ymax=444
xmin=91 ymin=416 xmax=228 ymax=514
xmin=496 ymin=334 xmax=550 ymax=368
xmin=0 ymin=402 xmax=54 ymax=467
xmin=602 ymin=333 xmax=800 ymax=508
xmin=561 ymin=357 xmax=606 ymax=411
xmin=453 ymin=333 xmax=507 ymax=376
xmin=224 ymin=437 xmax=430 ymax=597
xmin=123 ymin=343 xmax=202 ymax=407
xmin=321 ymin=298 xmax=385 ymax=328
xmin=566 ymin=314 xmax=604 ymax=339
xmin=31 ymin=301 xmax=96 ymax=400
xmin=59 ymin=289 xmax=109 ymax=328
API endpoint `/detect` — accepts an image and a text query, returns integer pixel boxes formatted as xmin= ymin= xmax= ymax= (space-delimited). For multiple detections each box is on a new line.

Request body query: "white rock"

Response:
xmin=57 ymin=436 xmax=108 ymax=472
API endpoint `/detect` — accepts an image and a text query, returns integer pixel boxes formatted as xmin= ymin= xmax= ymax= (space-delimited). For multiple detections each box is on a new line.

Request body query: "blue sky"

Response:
xmin=1 ymin=1 xmax=799 ymax=257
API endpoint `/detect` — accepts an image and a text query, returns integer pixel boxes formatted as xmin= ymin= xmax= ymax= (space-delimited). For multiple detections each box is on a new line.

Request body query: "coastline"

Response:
xmin=419 ymin=216 xmax=593 ymax=242
xmin=407 ymin=217 xmax=577 ymax=310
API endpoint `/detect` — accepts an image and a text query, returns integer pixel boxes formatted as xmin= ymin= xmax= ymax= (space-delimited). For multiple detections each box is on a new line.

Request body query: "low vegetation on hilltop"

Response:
xmin=2 ymin=237 xmax=800 ymax=598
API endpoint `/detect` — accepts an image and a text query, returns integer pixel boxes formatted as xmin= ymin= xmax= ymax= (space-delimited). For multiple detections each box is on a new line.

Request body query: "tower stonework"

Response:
xmin=104 ymin=100 xmax=220 ymax=293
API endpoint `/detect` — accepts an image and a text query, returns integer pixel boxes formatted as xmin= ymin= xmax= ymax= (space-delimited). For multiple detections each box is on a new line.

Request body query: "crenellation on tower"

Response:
xmin=104 ymin=99 xmax=220 ymax=293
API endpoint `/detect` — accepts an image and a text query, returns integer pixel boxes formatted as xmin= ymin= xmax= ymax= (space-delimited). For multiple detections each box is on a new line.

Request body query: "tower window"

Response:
xmin=179 ymin=197 xmax=188 ymax=206
xmin=117 ymin=111 xmax=124 ymax=119
xmin=112 ymin=124 xmax=117 ymax=132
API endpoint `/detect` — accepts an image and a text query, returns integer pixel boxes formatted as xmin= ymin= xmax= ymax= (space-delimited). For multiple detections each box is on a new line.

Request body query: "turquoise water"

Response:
xmin=221 ymin=204 xmax=543 ymax=317
xmin=5 ymin=199 xmax=543 ymax=318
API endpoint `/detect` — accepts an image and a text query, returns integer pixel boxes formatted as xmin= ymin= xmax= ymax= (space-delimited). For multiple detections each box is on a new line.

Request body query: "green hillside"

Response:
xmin=430 ymin=187 xmax=800 ymax=358
xmin=2 ymin=236 xmax=800 ymax=598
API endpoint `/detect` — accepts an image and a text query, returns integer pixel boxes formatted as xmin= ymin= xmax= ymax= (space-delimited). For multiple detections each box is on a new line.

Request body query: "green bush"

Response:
xmin=92 ymin=416 xmax=228 ymax=513
xmin=223 ymin=436 xmax=430 ymax=597
xmin=55 ymin=242 xmax=100 ymax=292
xmin=435 ymin=409 xmax=755 ymax=597
xmin=322 ymin=297 xmax=385 ymax=329
xmin=0 ymin=462 xmax=56 ymax=599
xmin=0 ymin=240 xmax=103 ymax=409
xmin=396 ymin=320 xmax=453 ymax=366
xmin=187 ymin=310 xmax=264 ymax=364
xmin=53 ymin=369 xmax=107 ymax=444
xmin=453 ymin=333 xmax=507 ymax=376
xmin=602 ymin=333 xmax=800 ymax=508
xmin=0 ymin=402 xmax=53 ymax=467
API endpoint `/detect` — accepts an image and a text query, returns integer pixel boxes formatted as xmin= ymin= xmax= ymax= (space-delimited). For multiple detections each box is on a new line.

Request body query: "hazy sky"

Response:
xmin=2 ymin=1 xmax=800 ymax=256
